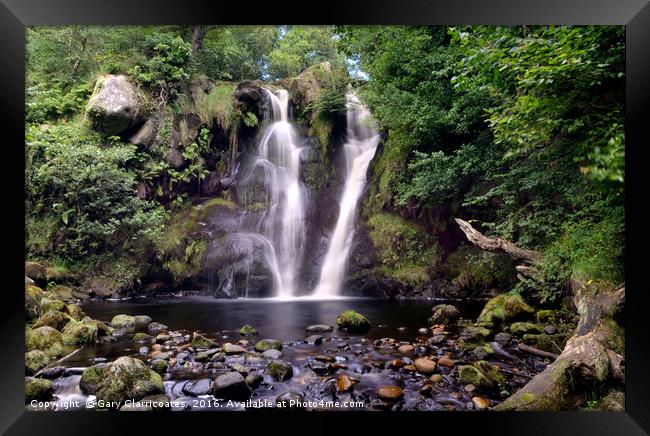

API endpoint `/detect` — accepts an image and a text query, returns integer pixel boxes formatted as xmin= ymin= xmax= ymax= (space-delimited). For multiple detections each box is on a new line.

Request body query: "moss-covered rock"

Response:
xmin=25 ymin=350 xmax=49 ymax=375
xmin=25 ymin=377 xmax=53 ymax=402
xmin=65 ymin=304 xmax=86 ymax=321
xmin=150 ymin=359 xmax=168 ymax=373
xmin=134 ymin=315 xmax=152 ymax=330
xmin=536 ymin=310 xmax=557 ymax=324
xmin=459 ymin=360 xmax=506 ymax=391
xmin=133 ymin=332 xmax=152 ymax=343
xmin=239 ymin=325 xmax=258 ymax=336
xmin=336 ymin=310 xmax=371 ymax=333
xmin=471 ymin=343 xmax=495 ymax=360
xmin=32 ymin=310 xmax=73 ymax=331
xmin=25 ymin=262 xmax=47 ymax=283
xmin=62 ymin=319 xmax=98 ymax=346
xmin=49 ymin=284 xmax=73 ymax=301
xmin=477 ymin=293 xmax=534 ymax=326
xmin=254 ymin=339 xmax=283 ymax=352
xmin=191 ymin=332 xmax=218 ymax=348
xmin=82 ymin=317 xmax=113 ymax=337
xmin=428 ymin=304 xmax=461 ymax=326
xmin=266 ymin=360 xmax=293 ymax=381
xmin=212 ymin=371 xmax=252 ymax=400
xmin=40 ymin=298 xmax=66 ymax=314
xmin=26 ymin=326 xmax=64 ymax=358
xmin=111 ymin=314 xmax=136 ymax=329
xmin=522 ymin=333 xmax=569 ymax=354
xmin=80 ymin=363 xmax=108 ymax=395
xmin=95 ymin=357 xmax=163 ymax=407
xmin=25 ymin=285 xmax=44 ymax=321
xmin=458 ymin=326 xmax=491 ymax=351
xmin=510 ymin=322 xmax=544 ymax=336
xmin=86 ymin=74 xmax=142 ymax=135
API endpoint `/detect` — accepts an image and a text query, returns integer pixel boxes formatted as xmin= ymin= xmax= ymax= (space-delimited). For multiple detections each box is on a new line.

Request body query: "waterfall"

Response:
xmin=313 ymin=93 xmax=380 ymax=297
xmin=253 ymin=89 xmax=305 ymax=297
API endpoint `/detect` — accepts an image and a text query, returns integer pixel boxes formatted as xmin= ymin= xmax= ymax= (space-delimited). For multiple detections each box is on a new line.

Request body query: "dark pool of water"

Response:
xmin=82 ymin=296 xmax=482 ymax=342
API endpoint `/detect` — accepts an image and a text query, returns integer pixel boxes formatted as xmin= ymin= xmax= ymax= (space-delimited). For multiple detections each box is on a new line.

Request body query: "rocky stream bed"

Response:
xmin=24 ymin=295 xmax=566 ymax=412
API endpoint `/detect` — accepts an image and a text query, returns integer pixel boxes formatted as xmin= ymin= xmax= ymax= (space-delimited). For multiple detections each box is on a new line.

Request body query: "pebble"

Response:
xmin=414 ymin=357 xmax=437 ymax=374
xmin=389 ymin=358 xmax=404 ymax=369
xmin=464 ymin=384 xmax=476 ymax=393
xmin=223 ymin=343 xmax=246 ymax=354
xmin=262 ymin=349 xmax=283 ymax=359
xmin=305 ymin=324 xmax=333 ymax=333
xmin=429 ymin=374 xmax=443 ymax=383
xmin=472 ymin=396 xmax=490 ymax=410
xmin=306 ymin=335 xmax=323 ymax=345
xmin=377 ymin=386 xmax=404 ymax=401
xmin=315 ymin=354 xmax=335 ymax=363
xmin=437 ymin=356 xmax=455 ymax=368
xmin=336 ymin=374 xmax=356 ymax=392
xmin=397 ymin=344 xmax=414 ymax=355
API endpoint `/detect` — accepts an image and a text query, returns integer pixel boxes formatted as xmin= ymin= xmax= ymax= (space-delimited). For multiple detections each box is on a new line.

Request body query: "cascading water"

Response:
xmin=313 ymin=93 xmax=380 ymax=297
xmin=252 ymin=89 xmax=306 ymax=297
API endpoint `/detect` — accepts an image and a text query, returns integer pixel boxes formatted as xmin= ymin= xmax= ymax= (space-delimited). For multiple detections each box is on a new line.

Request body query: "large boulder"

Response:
xmin=25 ymin=262 xmax=47 ymax=284
xmin=25 ymin=285 xmax=44 ymax=321
xmin=95 ymin=357 xmax=163 ymax=407
xmin=32 ymin=310 xmax=73 ymax=331
xmin=25 ymin=377 xmax=53 ymax=402
xmin=111 ymin=314 xmax=136 ymax=330
xmin=25 ymin=326 xmax=65 ymax=358
xmin=25 ymin=350 xmax=49 ymax=375
xmin=80 ymin=363 xmax=109 ymax=395
xmin=477 ymin=293 xmax=534 ymax=327
xmin=336 ymin=310 xmax=371 ymax=333
xmin=212 ymin=372 xmax=251 ymax=401
xmin=429 ymin=304 xmax=461 ymax=326
xmin=61 ymin=320 xmax=98 ymax=346
xmin=86 ymin=75 xmax=142 ymax=135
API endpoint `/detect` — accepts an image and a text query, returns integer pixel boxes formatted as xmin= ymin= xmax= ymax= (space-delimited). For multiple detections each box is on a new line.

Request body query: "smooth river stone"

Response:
xmin=397 ymin=345 xmax=414 ymax=355
xmin=414 ymin=357 xmax=437 ymax=374
xmin=472 ymin=396 xmax=490 ymax=410
xmin=377 ymin=386 xmax=404 ymax=401
xmin=305 ymin=324 xmax=333 ymax=333
xmin=437 ymin=356 xmax=455 ymax=368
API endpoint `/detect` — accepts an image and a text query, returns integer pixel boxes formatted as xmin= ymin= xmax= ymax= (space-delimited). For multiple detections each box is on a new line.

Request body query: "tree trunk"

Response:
xmin=454 ymin=218 xmax=542 ymax=264
xmin=494 ymin=281 xmax=625 ymax=411
xmin=190 ymin=25 xmax=205 ymax=56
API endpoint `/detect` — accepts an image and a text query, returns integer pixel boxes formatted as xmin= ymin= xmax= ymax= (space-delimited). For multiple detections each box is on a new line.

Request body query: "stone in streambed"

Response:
xmin=82 ymin=317 xmax=113 ymax=337
xmin=308 ymin=360 xmax=330 ymax=376
xmin=182 ymin=378 xmax=212 ymax=396
xmin=65 ymin=304 xmax=86 ymax=321
xmin=191 ymin=332 xmax=218 ymax=349
xmin=94 ymin=357 xmax=163 ymax=407
xmin=429 ymin=304 xmax=460 ymax=326
xmin=494 ymin=332 xmax=513 ymax=346
xmin=111 ymin=314 xmax=136 ymax=330
xmin=245 ymin=372 xmax=264 ymax=389
xmin=336 ymin=310 xmax=370 ymax=333
xmin=32 ymin=310 xmax=73 ymax=331
xmin=25 ymin=326 xmax=64 ymax=358
xmin=472 ymin=396 xmax=490 ymax=410
xmin=62 ymin=320 xmax=98 ymax=346
xmin=262 ymin=349 xmax=283 ymax=359
xmin=510 ymin=322 xmax=544 ymax=336
xmin=437 ymin=356 xmax=455 ymax=368
xmin=25 ymin=377 xmax=53 ymax=402
xmin=223 ymin=343 xmax=247 ymax=354
xmin=377 ymin=386 xmax=403 ymax=401
xmin=305 ymin=324 xmax=333 ymax=333
xmin=477 ymin=293 xmax=534 ymax=326
xmin=133 ymin=332 xmax=152 ymax=343
xmin=212 ymin=372 xmax=251 ymax=401
xmin=25 ymin=350 xmax=49 ymax=375
xmin=134 ymin=315 xmax=152 ymax=329
xmin=150 ymin=359 xmax=168 ymax=373
xmin=336 ymin=374 xmax=357 ymax=392
xmin=239 ymin=325 xmax=258 ymax=336
xmin=266 ymin=360 xmax=293 ymax=381
xmin=414 ymin=357 xmax=437 ymax=374
xmin=430 ymin=374 xmax=444 ymax=384
xmin=80 ymin=363 xmax=109 ymax=395
xmin=254 ymin=339 xmax=282 ymax=352
xmin=147 ymin=322 xmax=168 ymax=335
xmin=305 ymin=334 xmax=323 ymax=345
xmin=397 ymin=344 xmax=414 ymax=355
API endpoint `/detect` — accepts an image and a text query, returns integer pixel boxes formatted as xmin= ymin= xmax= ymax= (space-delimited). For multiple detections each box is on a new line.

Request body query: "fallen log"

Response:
xmin=33 ymin=346 xmax=83 ymax=378
xmin=494 ymin=281 xmax=625 ymax=411
xmin=517 ymin=343 xmax=559 ymax=360
xmin=454 ymin=218 xmax=542 ymax=265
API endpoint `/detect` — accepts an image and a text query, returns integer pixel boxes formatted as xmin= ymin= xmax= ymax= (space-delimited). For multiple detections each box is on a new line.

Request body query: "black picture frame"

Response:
xmin=2 ymin=0 xmax=648 ymax=433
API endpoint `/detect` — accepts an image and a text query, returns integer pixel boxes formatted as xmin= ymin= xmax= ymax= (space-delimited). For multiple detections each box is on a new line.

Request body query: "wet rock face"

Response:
xmin=86 ymin=75 xmax=141 ymax=135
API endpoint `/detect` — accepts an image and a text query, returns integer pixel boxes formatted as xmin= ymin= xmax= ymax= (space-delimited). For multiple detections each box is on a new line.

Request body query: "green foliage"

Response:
xmin=25 ymin=122 xmax=166 ymax=260
xmin=268 ymin=26 xmax=345 ymax=79
xmin=443 ymin=246 xmax=516 ymax=293
xmin=368 ymin=213 xmax=439 ymax=287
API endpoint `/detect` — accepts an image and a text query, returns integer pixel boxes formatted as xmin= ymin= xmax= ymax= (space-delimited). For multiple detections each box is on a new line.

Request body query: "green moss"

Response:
xmin=65 ymin=304 xmax=86 ymax=321
xmin=191 ymin=333 xmax=218 ymax=349
xmin=254 ymin=339 xmax=283 ymax=352
xmin=335 ymin=310 xmax=371 ymax=333
xmin=32 ymin=310 xmax=73 ymax=331
xmin=522 ymin=333 xmax=569 ymax=354
xmin=82 ymin=318 xmax=113 ymax=337
xmin=25 ymin=350 xmax=49 ymax=375
xmin=133 ymin=332 xmax=150 ymax=342
xmin=510 ymin=322 xmax=544 ymax=336
xmin=26 ymin=326 xmax=65 ymax=358
xmin=459 ymin=365 xmax=492 ymax=389
xmin=150 ymin=359 xmax=168 ymax=373
xmin=536 ymin=310 xmax=557 ymax=324
xmin=111 ymin=314 xmax=136 ymax=329
xmin=477 ymin=292 xmax=534 ymax=326
xmin=40 ymin=298 xmax=66 ymax=314
xmin=240 ymin=325 xmax=259 ymax=336
xmin=25 ymin=377 xmax=53 ymax=402
xmin=62 ymin=320 xmax=98 ymax=346
xmin=80 ymin=363 xmax=108 ymax=395
xmin=367 ymin=212 xmax=439 ymax=288
xmin=95 ymin=357 xmax=163 ymax=406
